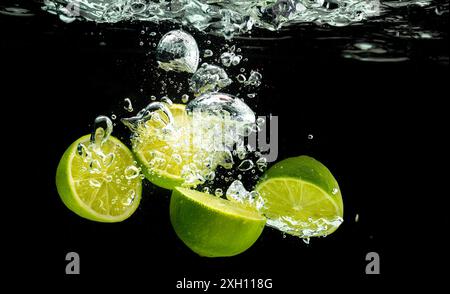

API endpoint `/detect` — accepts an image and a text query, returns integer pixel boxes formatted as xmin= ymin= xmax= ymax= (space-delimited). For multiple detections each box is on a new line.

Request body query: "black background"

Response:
xmin=1 ymin=4 xmax=448 ymax=289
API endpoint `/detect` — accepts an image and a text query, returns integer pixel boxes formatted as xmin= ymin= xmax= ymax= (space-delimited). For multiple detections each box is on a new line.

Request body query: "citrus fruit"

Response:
xmin=170 ymin=187 xmax=266 ymax=257
xmin=132 ymin=104 xmax=204 ymax=189
xmin=256 ymin=155 xmax=343 ymax=238
xmin=56 ymin=135 xmax=142 ymax=222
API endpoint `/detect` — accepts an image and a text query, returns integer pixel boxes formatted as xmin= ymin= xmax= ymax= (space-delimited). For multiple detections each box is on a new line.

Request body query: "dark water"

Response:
xmin=1 ymin=0 xmax=447 ymax=287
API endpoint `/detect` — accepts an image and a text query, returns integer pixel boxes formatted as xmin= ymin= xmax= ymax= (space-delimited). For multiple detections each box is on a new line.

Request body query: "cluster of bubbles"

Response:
xmin=117 ymin=29 xmax=267 ymax=210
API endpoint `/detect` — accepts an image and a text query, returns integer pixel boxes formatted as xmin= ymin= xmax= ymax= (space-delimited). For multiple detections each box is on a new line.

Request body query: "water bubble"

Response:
xmin=161 ymin=96 xmax=173 ymax=106
xmin=172 ymin=153 xmax=182 ymax=164
xmin=111 ymin=114 xmax=117 ymax=120
xmin=256 ymin=157 xmax=267 ymax=171
xmin=247 ymin=93 xmax=256 ymax=99
xmin=203 ymin=49 xmax=213 ymax=57
xmin=236 ymin=144 xmax=247 ymax=160
xmin=124 ymin=98 xmax=134 ymax=112
xmin=205 ymin=171 xmax=215 ymax=181
xmin=238 ymin=159 xmax=254 ymax=171
xmin=214 ymin=188 xmax=223 ymax=197
xmin=181 ymin=94 xmax=189 ymax=103
xmin=189 ymin=63 xmax=232 ymax=96
xmin=355 ymin=214 xmax=359 ymax=223
xmin=122 ymin=190 xmax=136 ymax=206
xmin=124 ymin=165 xmax=140 ymax=180
xmin=202 ymin=187 xmax=210 ymax=194
xmin=149 ymin=31 xmax=157 ymax=36
xmin=247 ymin=70 xmax=262 ymax=86
xmin=89 ymin=178 xmax=102 ymax=188
xmin=77 ymin=143 xmax=90 ymax=158
xmin=90 ymin=116 xmax=113 ymax=146
xmin=103 ymin=153 xmax=115 ymax=167
xmin=187 ymin=92 xmax=255 ymax=128
xmin=307 ymin=134 xmax=314 ymax=140
xmin=332 ymin=187 xmax=339 ymax=195
xmin=219 ymin=150 xmax=234 ymax=169
xmin=121 ymin=102 xmax=173 ymax=131
xmin=236 ymin=74 xmax=247 ymax=83
xmin=226 ymin=180 xmax=251 ymax=204
xmin=156 ymin=30 xmax=199 ymax=73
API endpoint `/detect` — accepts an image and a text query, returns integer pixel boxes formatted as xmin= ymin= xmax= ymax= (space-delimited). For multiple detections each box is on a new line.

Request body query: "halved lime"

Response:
xmin=56 ymin=135 xmax=142 ymax=222
xmin=132 ymin=104 xmax=207 ymax=189
xmin=256 ymin=155 xmax=343 ymax=238
xmin=170 ymin=187 xmax=266 ymax=257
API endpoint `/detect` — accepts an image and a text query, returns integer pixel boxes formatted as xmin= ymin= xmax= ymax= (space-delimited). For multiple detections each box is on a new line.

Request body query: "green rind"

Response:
xmin=170 ymin=187 xmax=266 ymax=257
xmin=55 ymin=135 xmax=142 ymax=222
xmin=257 ymin=155 xmax=343 ymax=215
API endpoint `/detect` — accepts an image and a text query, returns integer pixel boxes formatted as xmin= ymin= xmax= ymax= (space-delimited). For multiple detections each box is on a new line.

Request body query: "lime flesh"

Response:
xmin=256 ymin=155 xmax=343 ymax=238
xmin=56 ymin=135 xmax=142 ymax=222
xmin=170 ymin=187 xmax=266 ymax=257
xmin=132 ymin=104 xmax=203 ymax=189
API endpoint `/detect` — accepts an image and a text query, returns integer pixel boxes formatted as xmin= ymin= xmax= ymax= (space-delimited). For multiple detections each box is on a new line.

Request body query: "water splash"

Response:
xmin=42 ymin=0 xmax=382 ymax=38
xmin=121 ymin=101 xmax=174 ymax=131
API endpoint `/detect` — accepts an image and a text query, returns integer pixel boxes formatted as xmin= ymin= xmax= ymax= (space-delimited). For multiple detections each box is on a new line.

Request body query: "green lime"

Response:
xmin=256 ymin=155 xmax=343 ymax=238
xmin=56 ymin=135 xmax=142 ymax=222
xmin=132 ymin=104 xmax=206 ymax=189
xmin=170 ymin=187 xmax=266 ymax=257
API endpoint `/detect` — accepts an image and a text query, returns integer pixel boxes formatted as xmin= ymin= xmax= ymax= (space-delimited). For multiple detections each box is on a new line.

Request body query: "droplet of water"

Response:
xmin=247 ymin=93 xmax=256 ymax=99
xmin=156 ymin=30 xmax=199 ymax=73
xmin=124 ymin=98 xmax=134 ymax=112
xmin=307 ymin=134 xmax=314 ymax=140
xmin=332 ymin=187 xmax=339 ymax=195
xmin=355 ymin=214 xmax=359 ymax=223
xmin=150 ymin=95 xmax=157 ymax=101
xmin=238 ymin=159 xmax=254 ymax=171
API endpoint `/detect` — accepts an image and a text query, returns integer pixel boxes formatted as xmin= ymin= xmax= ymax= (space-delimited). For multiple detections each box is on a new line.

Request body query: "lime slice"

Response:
xmin=170 ymin=187 xmax=266 ymax=257
xmin=133 ymin=104 xmax=207 ymax=189
xmin=56 ymin=135 xmax=142 ymax=222
xmin=256 ymin=155 xmax=343 ymax=238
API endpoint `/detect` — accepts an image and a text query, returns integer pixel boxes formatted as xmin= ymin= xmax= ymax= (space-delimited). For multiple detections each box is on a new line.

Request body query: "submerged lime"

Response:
xmin=170 ymin=187 xmax=266 ymax=257
xmin=56 ymin=135 xmax=142 ymax=222
xmin=256 ymin=155 xmax=343 ymax=238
